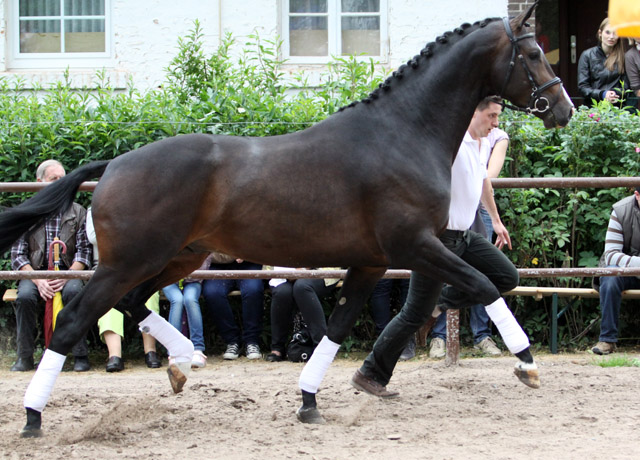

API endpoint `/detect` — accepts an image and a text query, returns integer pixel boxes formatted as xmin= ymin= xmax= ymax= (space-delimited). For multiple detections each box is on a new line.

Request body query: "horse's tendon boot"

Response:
xmin=167 ymin=362 xmax=190 ymax=393
xmin=513 ymin=361 xmax=540 ymax=389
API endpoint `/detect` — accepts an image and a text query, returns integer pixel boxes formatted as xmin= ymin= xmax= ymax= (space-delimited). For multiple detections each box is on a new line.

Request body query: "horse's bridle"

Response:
xmin=499 ymin=17 xmax=562 ymax=114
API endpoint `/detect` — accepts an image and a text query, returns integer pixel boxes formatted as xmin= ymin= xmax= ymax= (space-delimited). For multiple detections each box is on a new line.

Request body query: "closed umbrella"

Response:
xmin=44 ymin=238 xmax=67 ymax=347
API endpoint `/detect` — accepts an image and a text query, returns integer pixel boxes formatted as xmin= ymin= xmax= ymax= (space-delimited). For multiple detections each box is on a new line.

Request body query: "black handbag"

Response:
xmin=287 ymin=328 xmax=315 ymax=362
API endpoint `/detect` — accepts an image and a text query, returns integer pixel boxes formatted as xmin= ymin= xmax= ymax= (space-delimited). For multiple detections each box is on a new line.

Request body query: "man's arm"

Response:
xmin=602 ymin=210 xmax=640 ymax=267
xmin=11 ymin=236 xmax=57 ymax=300
xmin=480 ymin=177 xmax=511 ymax=250
xmin=71 ymin=215 xmax=91 ymax=269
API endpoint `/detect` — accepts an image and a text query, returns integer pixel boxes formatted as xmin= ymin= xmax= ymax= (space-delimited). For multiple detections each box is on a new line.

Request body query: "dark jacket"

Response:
xmin=577 ymin=46 xmax=630 ymax=105
xmin=26 ymin=202 xmax=88 ymax=270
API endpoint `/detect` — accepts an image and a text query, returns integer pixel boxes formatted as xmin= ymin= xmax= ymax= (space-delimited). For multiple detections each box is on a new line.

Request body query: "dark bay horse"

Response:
xmin=1 ymin=4 xmax=572 ymax=436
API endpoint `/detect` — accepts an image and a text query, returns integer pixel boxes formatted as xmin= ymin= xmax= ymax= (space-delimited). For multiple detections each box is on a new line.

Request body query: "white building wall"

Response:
xmin=0 ymin=0 xmax=507 ymax=91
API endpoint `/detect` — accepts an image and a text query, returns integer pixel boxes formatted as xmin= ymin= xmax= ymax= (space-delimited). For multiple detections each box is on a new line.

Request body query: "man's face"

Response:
xmin=470 ymin=102 xmax=502 ymax=138
xmin=39 ymin=165 xmax=66 ymax=183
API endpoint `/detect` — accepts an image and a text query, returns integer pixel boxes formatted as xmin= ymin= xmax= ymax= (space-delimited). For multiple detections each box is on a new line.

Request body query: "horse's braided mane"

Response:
xmin=337 ymin=17 xmax=501 ymax=112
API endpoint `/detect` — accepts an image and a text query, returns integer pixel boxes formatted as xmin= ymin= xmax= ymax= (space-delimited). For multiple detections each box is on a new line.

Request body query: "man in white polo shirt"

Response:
xmin=352 ymin=96 xmax=537 ymax=397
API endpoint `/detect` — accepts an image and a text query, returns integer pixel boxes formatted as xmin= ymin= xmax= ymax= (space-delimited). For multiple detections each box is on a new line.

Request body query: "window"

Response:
xmin=283 ymin=0 xmax=387 ymax=63
xmin=8 ymin=0 xmax=111 ymax=69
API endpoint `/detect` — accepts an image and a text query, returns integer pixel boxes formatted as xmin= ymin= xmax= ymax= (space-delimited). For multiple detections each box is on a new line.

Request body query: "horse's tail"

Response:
xmin=0 ymin=160 xmax=111 ymax=253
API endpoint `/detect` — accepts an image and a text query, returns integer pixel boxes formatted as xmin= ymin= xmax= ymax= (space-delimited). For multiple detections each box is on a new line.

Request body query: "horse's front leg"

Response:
xmin=20 ymin=277 xmax=123 ymax=438
xmin=296 ymin=266 xmax=385 ymax=424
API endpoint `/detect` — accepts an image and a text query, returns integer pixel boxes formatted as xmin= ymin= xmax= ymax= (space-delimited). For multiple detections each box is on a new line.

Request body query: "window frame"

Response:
xmin=282 ymin=0 xmax=388 ymax=64
xmin=7 ymin=0 xmax=113 ymax=70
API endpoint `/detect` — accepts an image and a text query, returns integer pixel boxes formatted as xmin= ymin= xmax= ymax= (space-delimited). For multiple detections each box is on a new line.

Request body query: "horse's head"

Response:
xmin=493 ymin=2 xmax=573 ymax=128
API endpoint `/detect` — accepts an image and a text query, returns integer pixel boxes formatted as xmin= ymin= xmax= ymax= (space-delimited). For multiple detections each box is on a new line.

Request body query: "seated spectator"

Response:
xmin=86 ymin=208 xmax=162 ymax=372
xmin=624 ymin=37 xmax=640 ymax=110
xmin=162 ymin=253 xmax=213 ymax=369
xmin=577 ymin=18 xmax=630 ymax=106
xmin=10 ymin=159 xmax=91 ymax=372
xmin=97 ymin=294 xmax=163 ymax=372
xmin=591 ymin=187 xmax=640 ymax=355
xmin=202 ymin=254 xmax=264 ymax=360
xmin=266 ymin=267 xmax=339 ymax=362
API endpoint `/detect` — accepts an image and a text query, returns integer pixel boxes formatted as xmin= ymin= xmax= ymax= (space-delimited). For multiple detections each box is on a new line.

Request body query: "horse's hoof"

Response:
xmin=20 ymin=426 xmax=42 ymax=438
xmin=167 ymin=364 xmax=187 ymax=393
xmin=514 ymin=361 xmax=540 ymax=389
xmin=20 ymin=407 xmax=42 ymax=438
xmin=296 ymin=406 xmax=326 ymax=424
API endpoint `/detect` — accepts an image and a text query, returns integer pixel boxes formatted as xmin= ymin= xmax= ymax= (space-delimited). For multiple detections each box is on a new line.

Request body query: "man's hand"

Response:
xmin=34 ymin=279 xmax=56 ymax=301
xmin=493 ymin=221 xmax=512 ymax=250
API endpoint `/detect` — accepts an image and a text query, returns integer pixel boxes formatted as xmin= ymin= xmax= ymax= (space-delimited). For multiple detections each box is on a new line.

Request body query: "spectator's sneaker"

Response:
xmin=246 ymin=343 xmax=262 ymax=360
xmin=223 ymin=343 xmax=240 ymax=360
xmin=591 ymin=341 xmax=616 ymax=355
xmin=191 ymin=350 xmax=207 ymax=368
xmin=265 ymin=352 xmax=285 ymax=362
xmin=429 ymin=337 xmax=446 ymax=359
xmin=474 ymin=337 xmax=502 ymax=356
xmin=399 ymin=334 xmax=416 ymax=361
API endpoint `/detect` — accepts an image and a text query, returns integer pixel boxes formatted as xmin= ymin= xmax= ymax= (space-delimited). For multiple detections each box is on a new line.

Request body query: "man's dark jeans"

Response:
xmin=361 ymin=230 xmax=518 ymax=386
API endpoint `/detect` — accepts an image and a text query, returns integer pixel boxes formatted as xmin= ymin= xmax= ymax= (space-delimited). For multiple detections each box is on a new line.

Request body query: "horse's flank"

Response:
xmin=93 ymin=19 xmax=514 ymax=272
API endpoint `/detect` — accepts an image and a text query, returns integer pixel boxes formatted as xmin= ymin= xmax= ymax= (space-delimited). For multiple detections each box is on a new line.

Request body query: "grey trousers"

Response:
xmin=14 ymin=278 xmax=88 ymax=359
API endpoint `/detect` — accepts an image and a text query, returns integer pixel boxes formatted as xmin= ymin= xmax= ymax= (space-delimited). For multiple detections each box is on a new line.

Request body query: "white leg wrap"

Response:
xmin=139 ymin=311 xmax=194 ymax=364
xmin=24 ymin=349 xmax=66 ymax=412
xmin=298 ymin=336 xmax=340 ymax=394
xmin=485 ymin=297 xmax=530 ymax=354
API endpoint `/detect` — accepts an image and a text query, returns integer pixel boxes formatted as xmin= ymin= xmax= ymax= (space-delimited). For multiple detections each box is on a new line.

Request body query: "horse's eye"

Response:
xmin=528 ymin=51 xmax=541 ymax=60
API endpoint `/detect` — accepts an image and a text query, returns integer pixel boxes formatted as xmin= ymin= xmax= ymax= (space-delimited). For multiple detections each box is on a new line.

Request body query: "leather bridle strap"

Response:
xmin=500 ymin=17 xmax=562 ymax=114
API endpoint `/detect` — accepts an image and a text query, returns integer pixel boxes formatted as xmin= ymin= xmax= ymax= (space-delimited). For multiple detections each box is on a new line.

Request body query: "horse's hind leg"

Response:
xmin=296 ymin=266 xmax=385 ymax=424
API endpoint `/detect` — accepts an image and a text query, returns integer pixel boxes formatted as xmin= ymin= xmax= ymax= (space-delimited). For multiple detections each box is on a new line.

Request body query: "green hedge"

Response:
xmin=1 ymin=23 xmax=640 ymax=354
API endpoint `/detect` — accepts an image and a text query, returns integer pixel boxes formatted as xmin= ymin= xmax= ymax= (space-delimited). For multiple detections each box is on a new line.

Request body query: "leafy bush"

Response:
xmin=499 ymin=102 xmax=640 ymax=349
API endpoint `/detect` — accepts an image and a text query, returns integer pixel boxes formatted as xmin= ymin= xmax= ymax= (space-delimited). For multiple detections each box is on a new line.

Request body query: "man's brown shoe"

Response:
xmin=350 ymin=369 xmax=399 ymax=398
xmin=591 ymin=341 xmax=616 ymax=355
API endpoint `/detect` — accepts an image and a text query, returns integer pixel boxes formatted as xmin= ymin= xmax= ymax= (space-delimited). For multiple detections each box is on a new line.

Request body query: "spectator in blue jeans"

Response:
xmin=202 ymin=255 xmax=265 ymax=360
xmin=429 ymin=127 xmax=509 ymax=359
xmin=592 ymin=188 xmax=640 ymax=355
xmin=163 ymin=253 xmax=213 ymax=369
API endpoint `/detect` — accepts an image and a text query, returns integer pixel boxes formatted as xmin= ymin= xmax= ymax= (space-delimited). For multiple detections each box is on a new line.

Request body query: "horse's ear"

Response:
xmin=513 ymin=0 xmax=539 ymax=30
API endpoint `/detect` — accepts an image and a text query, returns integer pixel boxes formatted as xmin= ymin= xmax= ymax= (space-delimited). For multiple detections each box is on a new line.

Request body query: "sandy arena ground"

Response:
xmin=1 ymin=351 xmax=639 ymax=460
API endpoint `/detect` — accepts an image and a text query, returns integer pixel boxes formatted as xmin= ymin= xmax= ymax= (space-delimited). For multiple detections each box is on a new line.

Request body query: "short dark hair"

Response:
xmin=477 ymin=95 xmax=503 ymax=111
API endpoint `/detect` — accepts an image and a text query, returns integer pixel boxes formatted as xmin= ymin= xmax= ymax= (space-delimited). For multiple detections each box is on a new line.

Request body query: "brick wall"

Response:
xmin=508 ymin=0 xmax=537 ymax=20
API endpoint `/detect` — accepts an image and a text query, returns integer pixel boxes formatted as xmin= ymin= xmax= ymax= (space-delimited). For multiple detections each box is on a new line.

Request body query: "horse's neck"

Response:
xmin=366 ymin=27 xmax=499 ymax=155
